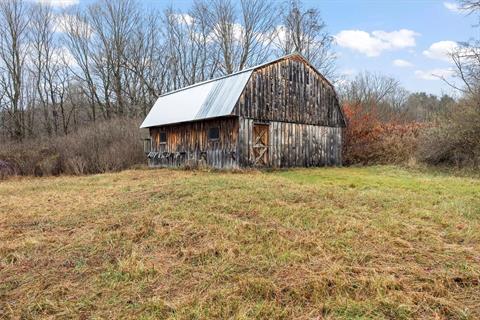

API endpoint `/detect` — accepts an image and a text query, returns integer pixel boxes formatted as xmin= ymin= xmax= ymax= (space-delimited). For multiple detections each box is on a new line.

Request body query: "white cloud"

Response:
xmin=171 ymin=13 xmax=194 ymax=26
xmin=268 ymin=25 xmax=287 ymax=47
xmin=24 ymin=46 xmax=77 ymax=71
xmin=212 ymin=23 xmax=244 ymax=42
xmin=53 ymin=14 xmax=93 ymax=37
xmin=34 ymin=0 xmax=79 ymax=8
xmin=443 ymin=2 xmax=465 ymax=13
xmin=393 ymin=59 xmax=413 ymax=68
xmin=414 ymin=68 xmax=455 ymax=80
xmin=335 ymin=30 xmax=383 ymax=57
xmin=52 ymin=47 xmax=77 ymax=66
xmin=340 ymin=68 xmax=356 ymax=77
xmin=423 ymin=40 xmax=458 ymax=62
xmin=335 ymin=29 xmax=420 ymax=57
xmin=232 ymin=23 xmax=244 ymax=42
xmin=372 ymin=30 xmax=418 ymax=48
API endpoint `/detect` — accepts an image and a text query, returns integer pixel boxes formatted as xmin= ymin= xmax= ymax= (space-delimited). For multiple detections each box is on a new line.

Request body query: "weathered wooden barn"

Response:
xmin=141 ymin=53 xmax=346 ymax=168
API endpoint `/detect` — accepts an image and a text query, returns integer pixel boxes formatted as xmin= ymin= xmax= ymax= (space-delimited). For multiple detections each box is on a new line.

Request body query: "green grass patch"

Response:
xmin=0 ymin=166 xmax=479 ymax=319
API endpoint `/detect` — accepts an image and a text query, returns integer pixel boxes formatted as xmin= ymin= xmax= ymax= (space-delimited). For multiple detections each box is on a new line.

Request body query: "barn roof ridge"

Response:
xmin=156 ymin=52 xmax=309 ymax=99
xmin=140 ymin=53 xmax=340 ymax=128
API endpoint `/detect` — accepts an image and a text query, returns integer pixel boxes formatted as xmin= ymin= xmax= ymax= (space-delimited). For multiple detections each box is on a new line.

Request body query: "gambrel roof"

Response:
xmin=140 ymin=68 xmax=252 ymax=128
xmin=140 ymin=53 xmax=341 ymax=128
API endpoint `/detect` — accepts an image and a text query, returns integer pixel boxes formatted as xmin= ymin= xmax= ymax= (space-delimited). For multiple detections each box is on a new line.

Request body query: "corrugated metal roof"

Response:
xmin=140 ymin=53 xmax=339 ymax=128
xmin=140 ymin=69 xmax=253 ymax=128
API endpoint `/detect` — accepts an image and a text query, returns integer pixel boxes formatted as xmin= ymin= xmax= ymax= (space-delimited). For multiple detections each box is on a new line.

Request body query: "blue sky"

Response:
xmin=41 ymin=0 xmax=479 ymax=96
xmin=318 ymin=0 xmax=478 ymax=96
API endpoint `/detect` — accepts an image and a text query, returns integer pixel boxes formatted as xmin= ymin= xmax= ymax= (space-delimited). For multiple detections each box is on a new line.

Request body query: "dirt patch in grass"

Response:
xmin=1 ymin=167 xmax=479 ymax=319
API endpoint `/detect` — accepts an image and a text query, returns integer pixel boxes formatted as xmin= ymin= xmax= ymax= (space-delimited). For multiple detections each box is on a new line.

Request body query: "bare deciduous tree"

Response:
xmin=204 ymin=0 xmax=276 ymax=74
xmin=459 ymin=0 xmax=480 ymax=14
xmin=123 ymin=12 xmax=169 ymax=116
xmin=88 ymin=0 xmax=141 ymax=117
xmin=0 ymin=0 xmax=370 ymax=142
xmin=0 ymin=0 xmax=29 ymax=140
xmin=441 ymin=1 xmax=480 ymax=102
xmin=446 ymin=45 xmax=480 ymax=97
xmin=340 ymin=72 xmax=401 ymax=106
xmin=276 ymin=0 xmax=336 ymax=79
xmin=62 ymin=10 xmax=101 ymax=122
xmin=339 ymin=72 xmax=411 ymax=121
xmin=29 ymin=3 xmax=74 ymax=136
xmin=161 ymin=4 xmax=220 ymax=89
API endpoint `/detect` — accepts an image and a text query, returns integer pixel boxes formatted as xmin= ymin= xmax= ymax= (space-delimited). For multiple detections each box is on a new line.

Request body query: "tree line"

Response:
xmin=0 ymin=0 xmax=478 ymax=174
xmin=341 ymin=0 xmax=480 ymax=166
xmin=0 ymin=0 xmax=336 ymax=141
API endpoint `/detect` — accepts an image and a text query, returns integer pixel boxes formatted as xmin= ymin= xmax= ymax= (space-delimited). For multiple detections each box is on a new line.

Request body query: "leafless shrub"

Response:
xmin=0 ymin=160 xmax=17 ymax=179
xmin=418 ymin=96 xmax=480 ymax=168
xmin=0 ymin=140 xmax=47 ymax=175
xmin=0 ymin=118 xmax=145 ymax=177
xmin=34 ymin=150 xmax=61 ymax=176
xmin=66 ymin=156 xmax=88 ymax=175
xmin=58 ymin=117 xmax=145 ymax=174
xmin=421 ymin=1 xmax=480 ymax=168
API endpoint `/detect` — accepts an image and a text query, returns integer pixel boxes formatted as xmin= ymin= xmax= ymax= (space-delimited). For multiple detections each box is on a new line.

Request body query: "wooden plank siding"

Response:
xmin=148 ymin=117 xmax=239 ymax=169
xmin=238 ymin=117 xmax=342 ymax=167
xmin=145 ymin=56 xmax=344 ymax=169
xmin=232 ymin=57 xmax=345 ymax=127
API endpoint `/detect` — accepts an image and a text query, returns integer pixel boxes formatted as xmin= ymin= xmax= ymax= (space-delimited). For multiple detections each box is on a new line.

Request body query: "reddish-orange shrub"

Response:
xmin=343 ymin=103 xmax=425 ymax=165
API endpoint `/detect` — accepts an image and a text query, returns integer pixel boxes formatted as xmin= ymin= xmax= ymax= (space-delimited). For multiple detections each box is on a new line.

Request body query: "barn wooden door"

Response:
xmin=252 ymin=124 xmax=269 ymax=166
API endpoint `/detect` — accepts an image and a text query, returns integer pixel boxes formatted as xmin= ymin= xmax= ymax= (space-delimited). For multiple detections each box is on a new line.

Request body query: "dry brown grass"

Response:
xmin=1 ymin=166 xmax=479 ymax=319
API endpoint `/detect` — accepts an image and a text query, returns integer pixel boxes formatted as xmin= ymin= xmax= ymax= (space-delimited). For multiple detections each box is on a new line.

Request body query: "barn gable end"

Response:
xmin=233 ymin=55 xmax=345 ymax=127
xmin=141 ymin=53 xmax=345 ymax=169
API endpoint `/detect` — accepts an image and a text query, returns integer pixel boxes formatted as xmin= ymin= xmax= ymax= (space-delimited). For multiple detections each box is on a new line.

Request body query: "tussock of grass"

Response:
xmin=1 ymin=166 xmax=479 ymax=319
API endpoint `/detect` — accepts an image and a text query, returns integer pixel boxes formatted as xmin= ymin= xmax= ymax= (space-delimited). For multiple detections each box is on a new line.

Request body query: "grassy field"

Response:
xmin=1 ymin=166 xmax=479 ymax=319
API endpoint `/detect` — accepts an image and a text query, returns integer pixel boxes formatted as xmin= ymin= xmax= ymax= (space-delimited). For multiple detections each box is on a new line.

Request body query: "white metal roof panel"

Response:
xmin=140 ymin=69 xmax=253 ymax=128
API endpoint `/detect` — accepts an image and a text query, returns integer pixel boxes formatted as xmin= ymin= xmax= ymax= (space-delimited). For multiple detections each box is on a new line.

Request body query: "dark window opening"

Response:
xmin=208 ymin=127 xmax=219 ymax=140
xmin=143 ymin=138 xmax=152 ymax=153
xmin=159 ymin=132 xmax=167 ymax=144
